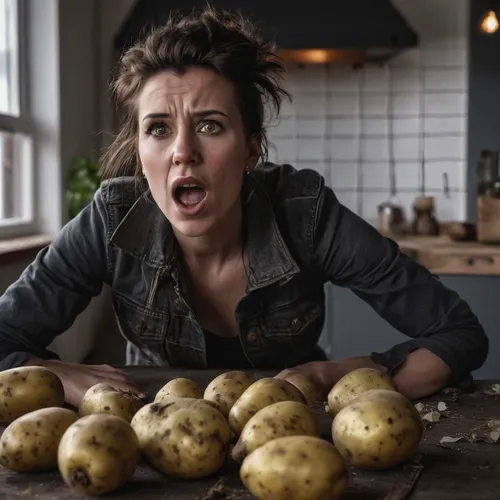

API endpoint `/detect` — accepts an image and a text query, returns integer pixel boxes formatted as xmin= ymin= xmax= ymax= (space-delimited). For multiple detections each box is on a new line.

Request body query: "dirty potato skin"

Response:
xmin=232 ymin=401 xmax=321 ymax=461
xmin=203 ymin=371 xmax=255 ymax=417
xmin=281 ymin=373 xmax=324 ymax=406
xmin=327 ymin=368 xmax=397 ymax=416
xmin=79 ymin=383 xmax=143 ymax=422
xmin=131 ymin=398 xmax=221 ymax=449
xmin=241 ymin=435 xmax=348 ymax=500
xmin=58 ymin=414 xmax=140 ymax=495
xmin=0 ymin=407 xmax=78 ymax=472
xmin=143 ymin=405 xmax=231 ymax=479
xmin=332 ymin=389 xmax=424 ymax=470
xmin=228 ymin=378 xmax=306 ymax=437
xmin=155 ymin=378 xmax=203 ymax=401
xmin=0 ymin=366 xmax=65 ymax=424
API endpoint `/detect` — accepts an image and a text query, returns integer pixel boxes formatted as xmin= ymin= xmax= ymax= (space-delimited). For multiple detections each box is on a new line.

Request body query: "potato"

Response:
xmin=327 ymin=367 xmax=397 ymax=416
xmin=58 ymin=414 xmax=140 ymax=495
xmin=79 ymin=383 xmax=143 ymax=422
xmin=0 ymin=407 xmax=78 ymax=472
xmin=331 ymin=389 xmax=424 ymax=469
xmin=232 ymin=401 xmax=320 ymax=461
xmin=142 ymin=404 xmax=231 ymax=478
xmin=229 ymin=378 xmax=306 ymax=437
xmin=131 ymin=397 xmax=220 ymax=449
xmin=240 ymin=435 xmax=347 ymax=500
xmin=281 ymin=373 xmax=323 ymax=406
xmin=0 ymin=366 xmax=65 ymax=424
xmin=155 ymin=378 xmax=203 ymax=401
xmin=203 ymin=371 xmax=255 ymax=417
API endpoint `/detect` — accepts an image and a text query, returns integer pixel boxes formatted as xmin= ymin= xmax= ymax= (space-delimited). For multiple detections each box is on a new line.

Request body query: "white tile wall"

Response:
xmin=266 ymin=0 xmax=469 ymax=224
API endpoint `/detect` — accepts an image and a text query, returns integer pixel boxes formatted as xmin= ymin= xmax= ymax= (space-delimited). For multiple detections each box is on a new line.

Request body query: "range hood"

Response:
xmin=114 ymin=0 xmax=419 ymax=65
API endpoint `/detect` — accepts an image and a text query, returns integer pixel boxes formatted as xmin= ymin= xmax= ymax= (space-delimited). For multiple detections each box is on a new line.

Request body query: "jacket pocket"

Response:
xmin=259 ymin=299 xmax=323 ymax=337
xmin=113 ymin=295 xmax=170 ymax=364
xmin=255 ymin=299 xmax=325 ymax=368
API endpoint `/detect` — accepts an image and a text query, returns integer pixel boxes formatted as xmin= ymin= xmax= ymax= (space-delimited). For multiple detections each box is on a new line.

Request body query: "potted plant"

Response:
xmin=66 ymin=156 xmax=101 ymax=220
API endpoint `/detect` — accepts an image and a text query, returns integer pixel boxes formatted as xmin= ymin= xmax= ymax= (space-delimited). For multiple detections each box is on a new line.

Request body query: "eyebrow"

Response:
xmin=142 ymin=110 xmax=229 ymax=122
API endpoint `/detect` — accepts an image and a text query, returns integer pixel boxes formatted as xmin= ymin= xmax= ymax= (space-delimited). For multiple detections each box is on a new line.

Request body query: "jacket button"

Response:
xmin=246 ymin=329 xmax=258 ymax=342
xmin=291 ymin=318 xmax=302 ymax=331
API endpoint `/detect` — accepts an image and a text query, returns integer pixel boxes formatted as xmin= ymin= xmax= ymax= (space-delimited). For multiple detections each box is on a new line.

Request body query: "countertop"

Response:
xmin=392 ymin=234 xmax=500 ymax=275
xmin=1 ymin=367 xmax=500 ymax=499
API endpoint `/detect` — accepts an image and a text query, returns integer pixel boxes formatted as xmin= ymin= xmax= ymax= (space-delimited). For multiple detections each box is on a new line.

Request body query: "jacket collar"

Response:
xmin=110 ymin=173 xmax=300 ymax=291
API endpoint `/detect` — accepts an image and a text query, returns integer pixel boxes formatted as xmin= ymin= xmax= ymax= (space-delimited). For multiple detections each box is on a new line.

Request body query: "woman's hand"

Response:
xmin=25 ymin=358 xmax=145 ymax=408
xmin=276 ymin=349 xmax=453 ymax=401
xmin=275 ymin=361 xmax=343 ymax=399
xmin=275 ymin=358 xmax=389 ymax=400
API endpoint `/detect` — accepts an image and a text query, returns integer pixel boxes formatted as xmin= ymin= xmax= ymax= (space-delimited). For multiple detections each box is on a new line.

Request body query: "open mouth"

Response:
xmin=174 ymin=183 xmax=207 ymax=208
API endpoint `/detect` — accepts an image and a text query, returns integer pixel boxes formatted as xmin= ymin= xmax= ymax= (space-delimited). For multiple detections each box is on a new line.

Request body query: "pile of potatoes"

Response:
xmin=0 ymin=364 xmax=425 ymax=499
xmin=0 ymin=366 xmax=143 ymax=495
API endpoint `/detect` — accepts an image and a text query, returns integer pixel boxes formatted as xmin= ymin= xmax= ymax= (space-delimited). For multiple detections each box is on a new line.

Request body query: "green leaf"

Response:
xmin=66 ymin=156 xmax=102 ymax=219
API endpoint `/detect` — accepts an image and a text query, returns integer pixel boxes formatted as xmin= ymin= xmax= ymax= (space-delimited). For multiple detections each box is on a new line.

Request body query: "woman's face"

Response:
xmin=136 ymin=67 xmax=260 ymax=238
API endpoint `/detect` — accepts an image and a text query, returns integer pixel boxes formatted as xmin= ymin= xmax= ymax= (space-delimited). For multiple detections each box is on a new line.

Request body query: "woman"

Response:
xmin=0 ymin=6 xmax=487 ymax=407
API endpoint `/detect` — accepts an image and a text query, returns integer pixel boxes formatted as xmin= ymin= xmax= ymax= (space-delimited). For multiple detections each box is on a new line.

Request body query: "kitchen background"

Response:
xmin=267 ymin=0 xmax=467 ymax=225
xmin=1 ymin=0 xmax=499 ymax=379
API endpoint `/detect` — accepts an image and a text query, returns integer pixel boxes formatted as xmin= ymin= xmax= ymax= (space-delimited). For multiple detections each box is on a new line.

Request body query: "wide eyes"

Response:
xmin=198 ymin=121 xmax=222 ymax=135
xmin=145 ymin=120 xmax=223 ymax=138
xmin=146 ymin=124 xmax=168 ymax=137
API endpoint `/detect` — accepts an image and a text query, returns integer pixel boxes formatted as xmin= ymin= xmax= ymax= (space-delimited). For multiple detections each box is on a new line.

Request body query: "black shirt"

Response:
xmin=203 ymin=330 xmax=251 ymax=369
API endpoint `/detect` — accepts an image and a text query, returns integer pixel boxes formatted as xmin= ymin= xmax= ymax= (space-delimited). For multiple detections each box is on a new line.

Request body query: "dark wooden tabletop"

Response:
xmin=1 ymin=367 xmax=500 ymax=500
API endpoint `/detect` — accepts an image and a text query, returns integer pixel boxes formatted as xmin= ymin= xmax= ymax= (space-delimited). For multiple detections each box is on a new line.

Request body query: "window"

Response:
xmin=0 ymin=0 xmax=34 ymax=238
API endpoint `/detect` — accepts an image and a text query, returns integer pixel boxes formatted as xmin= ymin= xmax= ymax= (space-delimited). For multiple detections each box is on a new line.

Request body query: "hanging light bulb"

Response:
xmin=480 ymin=10 xmax=499 ymax=34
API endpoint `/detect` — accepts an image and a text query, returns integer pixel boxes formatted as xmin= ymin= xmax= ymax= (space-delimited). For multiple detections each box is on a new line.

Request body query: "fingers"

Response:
xmin=88 ymin=367 xmax=128 ymax=381
xmin=103 ymin=379 xmax=146 ymax=398
xmin=88 ymin=364 xmax=125 ymax=374
xmin=87 ymin=365 xmax=145 ymax=397
xmin=276 ymin=362 xmax=317 ymax=379
xmin=63 ymin=383 xmax=86 ymax=409
xmin=103 ymin=376 xmax=145 ymax=397
xmin=274 ymin=368 xmax=300 ymax=380
xmin=88 ymin=366 xmax=133 ymax=384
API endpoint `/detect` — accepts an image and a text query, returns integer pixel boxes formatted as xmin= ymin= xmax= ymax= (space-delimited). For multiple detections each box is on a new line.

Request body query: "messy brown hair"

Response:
xmin=100 ymin=4 xmax=291 ymax=185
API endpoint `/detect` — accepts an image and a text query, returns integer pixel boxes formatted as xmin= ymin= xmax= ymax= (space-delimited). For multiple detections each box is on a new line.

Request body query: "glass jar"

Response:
xmin=410 ymin=196 xmax=439 ymax=236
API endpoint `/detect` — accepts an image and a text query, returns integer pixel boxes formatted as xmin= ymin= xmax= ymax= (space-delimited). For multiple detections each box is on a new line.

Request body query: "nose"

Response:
xmin=172 ymin=129 xmax=200 ymax=166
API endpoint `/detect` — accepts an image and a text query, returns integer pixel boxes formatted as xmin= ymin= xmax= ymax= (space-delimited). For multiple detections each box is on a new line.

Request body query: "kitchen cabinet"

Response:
xmin=318 ymin=276 xmax=500 ymax=380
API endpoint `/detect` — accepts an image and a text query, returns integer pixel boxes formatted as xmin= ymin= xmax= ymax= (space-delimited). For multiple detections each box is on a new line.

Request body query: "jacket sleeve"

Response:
xmin=0 ymin=186 xmax=111 ymax=370
xmin=312 ymin=180 xmax=489 ymax=384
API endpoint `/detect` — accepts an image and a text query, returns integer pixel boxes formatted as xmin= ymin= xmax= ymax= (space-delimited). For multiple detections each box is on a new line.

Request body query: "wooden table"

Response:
xmin=1 ymin=367 xmax=500 ymax=499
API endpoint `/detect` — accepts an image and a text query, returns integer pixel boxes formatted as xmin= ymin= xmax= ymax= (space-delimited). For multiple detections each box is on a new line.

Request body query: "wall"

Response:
xmin=48 ymin=0 xmax=135 ymax=363
xmin=0 ymin=0 xmax=99 ymax=363
xmin=0 ymin=255 xmax=113 ymax=363
xmin=58 ymin=0 xmax=136 ymax=166
xmin=97 ymin=0 xmax=137 ymax=152
xmin=0 ymin=0 xmax=136 ymax=364
xmin=267 ymin=0 xmax=469 ymax=225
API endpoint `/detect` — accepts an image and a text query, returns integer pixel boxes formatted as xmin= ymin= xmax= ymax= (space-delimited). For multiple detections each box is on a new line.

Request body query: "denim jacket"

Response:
xmin=0 ymin=163 xmax=489 ymax=382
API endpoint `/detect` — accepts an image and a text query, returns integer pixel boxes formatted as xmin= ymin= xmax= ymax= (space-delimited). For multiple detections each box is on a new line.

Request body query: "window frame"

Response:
xmin=0 ymin=0 xmax=38 ymax=240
